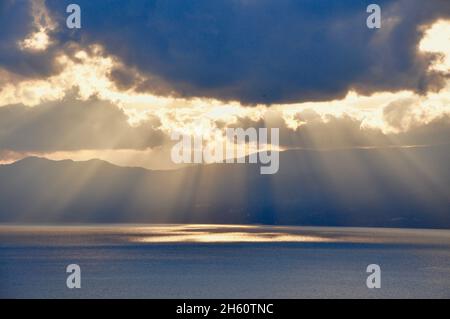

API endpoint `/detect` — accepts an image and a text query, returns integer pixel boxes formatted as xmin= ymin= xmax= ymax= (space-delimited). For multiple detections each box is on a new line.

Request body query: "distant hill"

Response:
xmin=0 ymin=145 xmax=449 ymax=228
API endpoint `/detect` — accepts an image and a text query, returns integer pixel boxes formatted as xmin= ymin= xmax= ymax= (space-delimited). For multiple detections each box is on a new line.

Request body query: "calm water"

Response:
xmin=1 ymin=224 xmax=450 ymax=298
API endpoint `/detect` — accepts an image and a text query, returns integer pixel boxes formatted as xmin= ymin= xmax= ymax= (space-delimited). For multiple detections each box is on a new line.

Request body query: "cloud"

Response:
xmin=0 ymin=0 xmax=62 ymax=78
xmin=228 ymin=108 xmax=450 ymax=149
xmin=1 ymin=0 xmax=449 ymax=163
xmin=1 ymin=89 xmax=448 ymax=160
xmin=1 ymin=96 xmax=448 ymax=169
xmin=37 ymin=0 xmax=450 ymax=104
xmin=392 ymin=114 xmax=450 ymax=146
xmin=383 ymin=98 xmax=416 ymax=131
xmin=0 ymin=95 xmax=167 ymax=152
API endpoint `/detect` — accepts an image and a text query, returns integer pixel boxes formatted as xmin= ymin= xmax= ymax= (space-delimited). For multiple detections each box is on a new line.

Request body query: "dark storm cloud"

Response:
xmin=0 ymin=0 xmax=63 ymax=78
xmin=40 ymin=0 xmax=450 ymax=104
xmin=0 ymin=97 xmax=166 ymax=152
xmin=108 ymin=64 xmax=175 ymax=96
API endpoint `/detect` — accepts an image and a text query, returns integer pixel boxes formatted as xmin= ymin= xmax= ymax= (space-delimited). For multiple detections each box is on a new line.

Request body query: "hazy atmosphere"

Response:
xmin=0 ymin=0 xmax=449 ymax=227
xmin=0 ymin=0 xmax=449 ymax=300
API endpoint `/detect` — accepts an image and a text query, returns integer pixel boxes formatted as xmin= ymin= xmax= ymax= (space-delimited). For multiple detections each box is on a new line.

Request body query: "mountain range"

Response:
xmin=0 ymin=145 xmax=449 ymax=228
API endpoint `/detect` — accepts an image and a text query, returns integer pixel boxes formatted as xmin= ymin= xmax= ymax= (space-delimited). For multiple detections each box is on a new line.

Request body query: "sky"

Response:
xmin=0 ymin=0 xmax=449 ymax=169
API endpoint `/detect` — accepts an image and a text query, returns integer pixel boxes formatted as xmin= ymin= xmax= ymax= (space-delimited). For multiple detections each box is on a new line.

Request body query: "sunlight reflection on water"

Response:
xmin=1 ymin=224 xmax=450 ymax=246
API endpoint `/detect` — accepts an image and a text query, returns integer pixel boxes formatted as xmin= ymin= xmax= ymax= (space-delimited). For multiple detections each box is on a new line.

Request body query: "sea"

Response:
xmin=1 ymin=224 xmax=450 ymax=298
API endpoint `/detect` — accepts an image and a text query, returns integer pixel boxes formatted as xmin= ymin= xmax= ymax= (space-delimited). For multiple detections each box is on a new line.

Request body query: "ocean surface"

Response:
xmin=1 ymin=224 xmax=450 ymax=298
